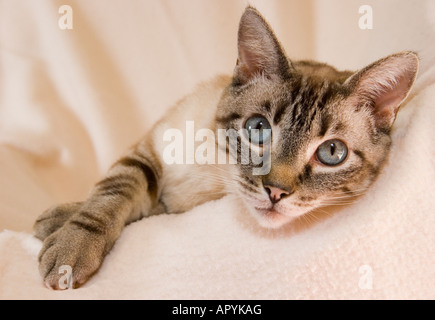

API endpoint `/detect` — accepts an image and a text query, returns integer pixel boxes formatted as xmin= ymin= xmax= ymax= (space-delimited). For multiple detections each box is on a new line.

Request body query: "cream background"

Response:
xmin=0 ymin=0 xmax=434 ymax=299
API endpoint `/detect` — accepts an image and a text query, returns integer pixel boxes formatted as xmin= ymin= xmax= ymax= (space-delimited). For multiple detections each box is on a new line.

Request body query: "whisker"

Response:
xmin=305 ymin=211 xmax=322 ymax=223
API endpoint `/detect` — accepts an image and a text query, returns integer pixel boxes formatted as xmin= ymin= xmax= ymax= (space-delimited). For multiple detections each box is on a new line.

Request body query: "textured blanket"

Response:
xmin=0 ymin=0 xmax=434 ymax=299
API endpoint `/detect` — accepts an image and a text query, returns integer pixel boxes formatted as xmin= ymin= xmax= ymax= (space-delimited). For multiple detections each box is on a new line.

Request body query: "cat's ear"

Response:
xmin=233 ymin=6 xmax=291 ymax=85
xmin=346 ymin=52 xmax=419 ymax=130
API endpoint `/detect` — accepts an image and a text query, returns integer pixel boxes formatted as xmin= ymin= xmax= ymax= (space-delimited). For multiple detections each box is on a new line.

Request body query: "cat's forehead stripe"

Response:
xmin=273 ymin=99 xmax=288 ymax=124
xmin=263 ymin=100 xmax=271 ymax=113
xmin=276 ymin=77 xmax=334 ymax=135
xmin=318 ymin=113 xmax=331 ymax=137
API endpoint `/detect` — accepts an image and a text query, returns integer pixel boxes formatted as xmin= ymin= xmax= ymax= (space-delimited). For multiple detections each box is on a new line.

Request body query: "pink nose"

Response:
xmin=264 ymin=185 xmax=291 ymax=204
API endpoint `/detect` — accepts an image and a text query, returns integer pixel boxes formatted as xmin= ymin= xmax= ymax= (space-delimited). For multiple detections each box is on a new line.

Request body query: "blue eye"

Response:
xmin=316 ymin=139 xmax=348 ymax=166
xmin=244 ymin=116 xmax=272 ymax=145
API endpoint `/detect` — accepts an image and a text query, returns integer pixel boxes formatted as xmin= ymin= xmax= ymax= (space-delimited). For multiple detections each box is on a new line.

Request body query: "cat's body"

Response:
xmin=34 ymin=7 xmax=418 ymax=289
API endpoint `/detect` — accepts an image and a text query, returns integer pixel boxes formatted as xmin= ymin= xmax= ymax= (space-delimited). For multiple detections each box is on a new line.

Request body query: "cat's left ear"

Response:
xmin=346 ymin=52 xmax=419 ymax=130
xmin=233 ymin=7 xmax=291 ymax=85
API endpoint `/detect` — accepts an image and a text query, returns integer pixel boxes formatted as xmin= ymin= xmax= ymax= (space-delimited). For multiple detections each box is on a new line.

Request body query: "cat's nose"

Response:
xmin=264 ymin=184 xmax=291 ymax=204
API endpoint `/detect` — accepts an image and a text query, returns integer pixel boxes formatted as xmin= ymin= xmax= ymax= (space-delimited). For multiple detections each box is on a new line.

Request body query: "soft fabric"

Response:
xmin=0 ymin=0 xmax=434 ymax=299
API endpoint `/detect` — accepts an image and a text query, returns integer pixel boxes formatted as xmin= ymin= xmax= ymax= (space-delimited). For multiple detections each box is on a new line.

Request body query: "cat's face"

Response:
xmin=215 ymin=7 xmax=418 ymax=228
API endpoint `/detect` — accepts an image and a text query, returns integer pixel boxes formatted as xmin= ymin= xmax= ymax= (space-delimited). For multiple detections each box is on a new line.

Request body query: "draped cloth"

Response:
xmin=0 ymin=0 xmax=434 ymax=299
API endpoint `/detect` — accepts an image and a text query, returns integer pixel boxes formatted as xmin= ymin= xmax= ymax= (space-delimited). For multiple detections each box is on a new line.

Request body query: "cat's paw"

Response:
xmin=38 ymin=222 xmax=106 ymax=289
xmin=34 ymin=202 xmax=83 ymax=240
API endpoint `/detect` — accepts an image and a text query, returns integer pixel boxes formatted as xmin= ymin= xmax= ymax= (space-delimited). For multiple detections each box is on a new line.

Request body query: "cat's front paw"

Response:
xmin=34 ymin=202 xmax=83 ymax=240
xmin=38 ymin=223 xmax=107 ymax=289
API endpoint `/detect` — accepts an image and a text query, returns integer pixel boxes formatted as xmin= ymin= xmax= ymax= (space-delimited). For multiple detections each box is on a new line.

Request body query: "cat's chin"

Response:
xmin=251 ymin=208 xmax=294 ymax=229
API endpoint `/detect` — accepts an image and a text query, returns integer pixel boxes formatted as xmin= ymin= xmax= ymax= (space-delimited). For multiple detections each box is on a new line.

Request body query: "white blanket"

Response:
xmin=1 ymin=0 xmax=434 ymax=299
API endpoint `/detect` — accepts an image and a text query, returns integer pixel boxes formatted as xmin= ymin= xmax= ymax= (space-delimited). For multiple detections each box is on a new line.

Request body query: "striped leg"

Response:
xmin=35 ymin=150 xmax=161 ymax=289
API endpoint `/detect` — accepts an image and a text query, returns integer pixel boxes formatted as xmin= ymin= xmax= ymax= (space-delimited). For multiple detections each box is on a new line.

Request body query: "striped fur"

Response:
xmin=34 ymin=7 xmax=418 ymax=289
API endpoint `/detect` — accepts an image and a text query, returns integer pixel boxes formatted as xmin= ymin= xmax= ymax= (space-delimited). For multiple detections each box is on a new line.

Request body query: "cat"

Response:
xmin=34 ymin=6 xmax=418 ymax=289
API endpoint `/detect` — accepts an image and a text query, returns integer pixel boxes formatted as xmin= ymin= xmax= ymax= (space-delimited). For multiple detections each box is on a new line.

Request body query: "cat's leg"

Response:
xmin=34 ymin=148 xmax=161 ymax=289
xmin=34 ymin=202 xmax=83 ymax=240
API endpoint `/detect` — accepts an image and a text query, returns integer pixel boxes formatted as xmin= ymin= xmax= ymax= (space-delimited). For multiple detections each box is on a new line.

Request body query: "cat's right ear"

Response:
xmin=233 ymin=7 xmax=291 ymax=85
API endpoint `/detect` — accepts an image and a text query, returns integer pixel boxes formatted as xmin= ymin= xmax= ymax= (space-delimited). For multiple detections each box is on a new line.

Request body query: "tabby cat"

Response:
xmin=34 ymin=7 xmax=418 ymax=289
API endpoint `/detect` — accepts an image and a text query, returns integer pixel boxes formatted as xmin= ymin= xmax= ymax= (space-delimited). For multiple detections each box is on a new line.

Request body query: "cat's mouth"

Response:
xmin=255 ymin=207 xmax=281 ymax=216
xmin=253 ymin=206 xmax=292 ymax=228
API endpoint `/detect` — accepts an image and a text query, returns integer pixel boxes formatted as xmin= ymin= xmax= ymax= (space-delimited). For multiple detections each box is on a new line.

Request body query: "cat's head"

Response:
xmin=215 ymin=7 xmax=419 ymax=228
